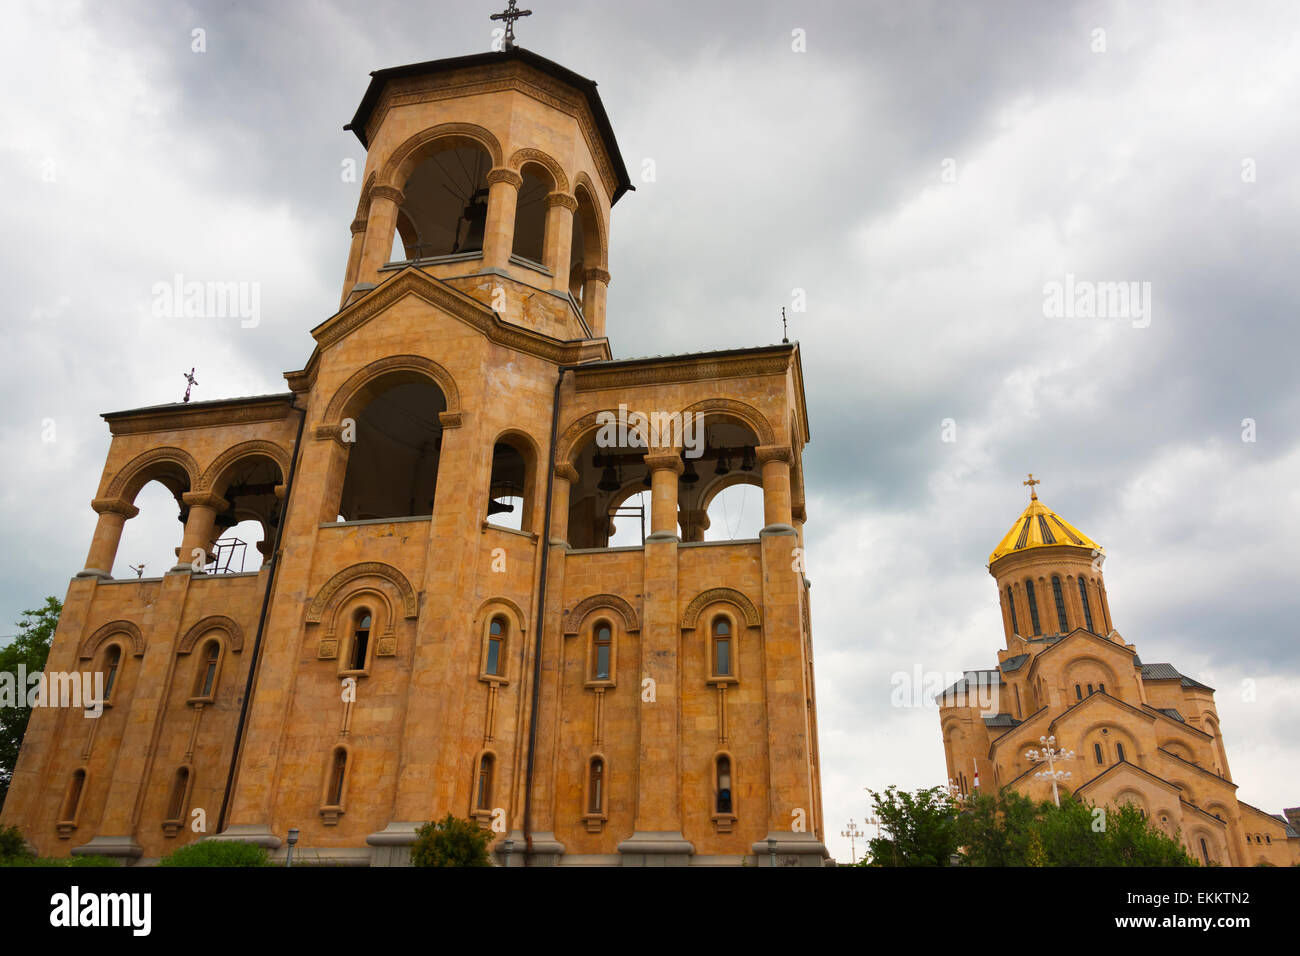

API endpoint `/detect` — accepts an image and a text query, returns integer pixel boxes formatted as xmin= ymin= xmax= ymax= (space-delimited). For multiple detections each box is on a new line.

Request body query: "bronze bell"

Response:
xmin=597 ymin=459 xmax=621 ymax=493
xmin=457 ymin=187 xmax=489 ymax=253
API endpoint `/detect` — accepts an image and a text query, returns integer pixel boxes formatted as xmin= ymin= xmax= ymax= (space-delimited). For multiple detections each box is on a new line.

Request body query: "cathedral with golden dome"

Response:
xmin=940 ymin=476 xmax=1299 ymax=866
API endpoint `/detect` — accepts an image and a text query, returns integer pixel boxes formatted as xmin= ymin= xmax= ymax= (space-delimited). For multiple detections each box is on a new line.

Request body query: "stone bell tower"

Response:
xmin=3 ymin=35 xmax=824 ymax=868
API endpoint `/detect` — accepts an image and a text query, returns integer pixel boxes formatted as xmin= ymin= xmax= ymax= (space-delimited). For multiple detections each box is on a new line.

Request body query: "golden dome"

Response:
xmin=988 ymin=476 xmax=1102 ymax=565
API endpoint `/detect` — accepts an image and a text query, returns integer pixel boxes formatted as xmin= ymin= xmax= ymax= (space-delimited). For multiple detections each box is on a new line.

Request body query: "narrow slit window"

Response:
xmin=716 ymin=756 xmax=732 ymax=814
xmin=196 ymin=640 xmax=220 ymax=697
xmin=588 ymin=758 xmax=604 ymax=814
xmin=103 ymin=645 xmax=121 ymax=700
xmin=1006 ymin=586 xmax=1019 ymax=634
xmin=1077 ymin=576 xmax=1095 ymax=632
xmin=168 ymin=767 xmax=189 ymax=820
xmin=329 ymin=748 xmax=347 ymax=805
xmin=593 ymin=623 xmax=611 ymax=680
xmin=486 ymin=617 xmax=505 ymax=677
xmin=1116 ymin=742 xmax=1125 ymax=762
xmin=1094 ymin=743 xmax=1104 ymax=764
xmin=713 ymin=619 xmax=732 ymax=677
xmin=63 ymin=769 xmax=86 ymax=821
xmin=351 ymin=611 xmax=371 ymax=671
xmin=477 ymin=754 xmax=494 ymax=810
xmin=1052 ymin=576 xmax=1068 ymax=632
xmin=1025 ymin=580 xmax=1042 ymax=635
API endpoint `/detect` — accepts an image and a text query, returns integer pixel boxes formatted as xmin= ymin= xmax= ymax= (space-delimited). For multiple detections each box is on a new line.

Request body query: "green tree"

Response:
xmin=410 ymin=814 xmax=493 ymax=867
xmin=860 ymin=785 xmax=960 ymax=866
xmin=0 ymin=597 xmax=61 ymax=813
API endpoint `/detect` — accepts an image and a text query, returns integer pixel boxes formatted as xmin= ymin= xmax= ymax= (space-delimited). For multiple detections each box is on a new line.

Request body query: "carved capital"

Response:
xmin=554 ymin=462 xmax=579 ymax=484
xmin=349 ymin=218 xmax=367 ymax=235
xmin=644 ymin=453 xmax=685 ymax=475
xmin=181 ymin=490 xmax=229 ymax=512
xmin=544 ymin=192 xmax=578 ymax=211
xmin=370 ymin=184 xmax=404 ymax=205
xmin=583 ymin=267 xmax=611 ymax=285
xmin=438 ymin=411 xmax=463 ymax=429
xmin=487 ymin=167 xmax=523 ymax=188
xmin=756 ymin=445 xmax=793 ymax=466
xmin=792 ymin=504 xmax=808 ymax=524
xmin=91 ymin=497 xmax=139 ymax=519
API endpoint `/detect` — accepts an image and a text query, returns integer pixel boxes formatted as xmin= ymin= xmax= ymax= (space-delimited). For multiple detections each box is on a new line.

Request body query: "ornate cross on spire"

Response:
xmin=491 ymin=0 xmax=532 ymax=51
xmin=1023 ymin=473 xmax=1041 ymax=500
xmin=182 ymin=367 xmax=199 ymax=403
xmin=781 ymin=307 xmax=789 ymax=344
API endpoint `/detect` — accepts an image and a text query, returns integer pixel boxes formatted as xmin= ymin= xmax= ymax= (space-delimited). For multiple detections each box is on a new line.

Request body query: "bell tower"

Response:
xmin=338 ymin=46 xmax=632 ymax=341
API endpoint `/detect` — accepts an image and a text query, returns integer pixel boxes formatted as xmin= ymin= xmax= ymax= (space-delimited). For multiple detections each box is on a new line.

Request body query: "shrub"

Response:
xmin=0 ymin=824 xmax=32 ymax=861
xmin=410 ymin=814 xmax=492 ymax=867
xmin=158 ymin=839 xmax=271 ymax=867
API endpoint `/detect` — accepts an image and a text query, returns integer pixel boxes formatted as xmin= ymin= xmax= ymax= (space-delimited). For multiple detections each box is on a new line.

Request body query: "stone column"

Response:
xmin=551 ymin=463 xmax=577 ymax=546
xmin=679 ymin=508 xmax=709 ymax=543
xmin=645 ymin=453 xmax=682 ymax=540
xmin=757 ymin=445 xmax=794 ymax=533
xmin=543 ymin=193 xmax=576 ymax=293
xmin=78 ymin=498 xmax=139 ymax=579
xmin=356 ymin=184 xmax=404 ymax=282
xmin=340 ymin=216 xmax=368 ymax=308
xmin=483 ymin=168 xmax=522 ymax=270
xmin=620 ymin=449 xmax=692 ymax=864
xmin=582 ymin=268 xmax=610 ymax=337
xmin=172 ymin=491 xmax=226 ymax=573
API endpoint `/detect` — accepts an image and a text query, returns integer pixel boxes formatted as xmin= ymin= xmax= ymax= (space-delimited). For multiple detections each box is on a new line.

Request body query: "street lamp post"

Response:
xmin=1024 ymin=734 xmax=1075 ymax=807
xmin=840 ymin=818 xmax=865 ymax=864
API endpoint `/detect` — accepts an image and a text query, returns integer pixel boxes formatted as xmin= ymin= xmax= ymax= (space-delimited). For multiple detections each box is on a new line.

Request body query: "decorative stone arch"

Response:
xmin=105 ymin=447 xmax=201 ymax=502
xmin=1062 ymin=654 xmax=1120 ymax=696
xmin=508 ymin=147 xmax=569 ymax=194
xmin=306 ymin=562 xmax=419 ymax=627
xmin=476 ymin=596 xmax=529 ymax=634
xmin=318 ymin=354 xmax=462 ymax=439
xmin=697 ymin=470 xmax=764 ymax=515
xmin=680 ymin=587 xmax=761 ymax=631
xmin=377 ymin=122 xmax=505 ymax=199
xmin=572 ymin=172 xmax=608 ymax=269
xmin=198 ymin=440 xmax=291 ymax=493
xmin=78 ymin=620 xmax=144 ymax=660
xmin=564 ymin=593 xmax=640 ymax=636
xmin=680 ymin=398 xmax=777 ymax=447
xmin=487 ymin=427 xmax=543 ymax=532
xmin=555 ymin=409 xmax=618 ymax=468
xmin=177 ymin=615 xmax=245 ymax=655
xmin=1111 ymin=787 xmax=1148 ymax=815
xmin=1159 ymin=737 xmax=1195 ymax=761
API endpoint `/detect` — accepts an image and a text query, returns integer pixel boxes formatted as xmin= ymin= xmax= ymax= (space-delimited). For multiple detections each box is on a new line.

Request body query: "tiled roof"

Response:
xmin=1157 ymin=708 xmax=1186 ymax=723
xmin=983 ymin=713 xmax=1020 ymax=728
xmin=1000 ymin=654 xmax=1030 ymax=673
xmin=1141 ymin=663 xmax=1215 ymax=691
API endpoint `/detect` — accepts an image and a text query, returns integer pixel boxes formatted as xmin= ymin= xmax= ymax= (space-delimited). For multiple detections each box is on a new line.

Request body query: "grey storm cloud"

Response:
xmin=1 ymin=0 xmax=1297 ymax=862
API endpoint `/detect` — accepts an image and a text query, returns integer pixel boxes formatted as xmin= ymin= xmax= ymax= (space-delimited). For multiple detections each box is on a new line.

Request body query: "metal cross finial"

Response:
xmin=781 ymin=307 xmax=789 ymax=344
xmin=1023 ymin=472 xmax=1041 ymax=500
xmin=490 ymin=0 xmax=532 ymax=51
xmin=182 ymin=368 xmax=198 ymax=403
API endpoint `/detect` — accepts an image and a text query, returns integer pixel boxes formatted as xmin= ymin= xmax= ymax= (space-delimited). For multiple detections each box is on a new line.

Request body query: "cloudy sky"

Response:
xmin=2 ymin=0 xmax=1297 ymax=862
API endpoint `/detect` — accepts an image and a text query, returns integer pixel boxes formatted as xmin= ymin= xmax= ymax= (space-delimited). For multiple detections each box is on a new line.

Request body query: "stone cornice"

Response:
xmin=297 ymin=268 xmax=610 ymax=373
xmin=104 ymin=396 xmax=296 ymax=436
xmin=572 ymin=350 xmax=791 ymax=392
xmin=367 ymin=63 xmax=619 ymax=201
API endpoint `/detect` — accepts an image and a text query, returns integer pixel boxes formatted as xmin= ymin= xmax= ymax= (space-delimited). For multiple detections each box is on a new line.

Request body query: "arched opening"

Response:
xmin=511 ymin=162 xmax=555 ymax=266
xmin=61 ymin=768 xmax=87 ymax=823
xmin=208 ymin=454 xmax=284 ymax=573
xmin=711 ymin=616 xmax=733 ymax=678
xmin=484 ymin=616 xmax=506 ymax=678
xmin=476 ymin=753 xmax=495 ymax=811
xmin=337 ymin=379 xmax=447 ymax=521
xmin=485 ymin=435 xmax=536 ymax=532
xmin=568 ymin=433 xmax=655 ymax=548
xmin=588 ymin=756 xmax=605 ymax=814
xmin=681 ymin=418 xmax=761 ymax=542
xmin=102 ymin=644 xmax=122 ymax=702
xmin=1051 ymin=575 xmax=1069 ymax=633
xmin=569 ymin=185 xmax=602 ymax=304
xmin=703 ymin=482 xmax=764 ymax=541
xmin=327 ymin=747 xmax=348 ymax=806
xmin=715 ymin=755 xmax=733 ymax=814
xmin=113 ymin=479 xmax=188 ymax=579
xmin=392 ymin=143 xmax=493 ymax=262
xmin=592 ymin=620 xmax=612 ymax=681
xmin=347 ymin=609 xmax=372 ymax=673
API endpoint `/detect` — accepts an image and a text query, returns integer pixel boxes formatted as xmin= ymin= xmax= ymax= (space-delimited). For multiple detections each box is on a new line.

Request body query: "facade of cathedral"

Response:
xmin=940 ymin=484 xmax=1299 ymax=866
xmin=1 ymin=47 xmax=826 ymax=866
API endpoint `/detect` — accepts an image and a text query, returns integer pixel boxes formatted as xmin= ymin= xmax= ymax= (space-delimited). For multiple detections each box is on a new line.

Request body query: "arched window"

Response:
xmin=712 ymin=618 xmax=732 ymax=677
xmin=1116 ymin=742 xmax=1126 ymax=762
xmin=62 ymin=769 xmax=86 ymax=823
xmin=167 ymin=767 xmax=190 ymax=821
xmin=1013 ymin=684 xmax=1021 ymax=718
xmin=1006 ymin=586 xmax=1019 ymax=634
xmin=588 ymin=757 xmax=604 ymax=814
xmin=1099 ymin=682 xmax=1106 ymax=694
xmin=328 ymin=748 xmax=347 ymax=806
xmin=1087 ymin=682 xmax=1094 ymax=696
xmin=1075 ymin=683 xmax=1083 ymax=701
xmin=1052 ymin=576 xmax=1068 ymax=632
xmin=485 ymin=617 xmax=505 ymax=677
xmin=194 ymin=640 xmax=221 ymax=698
xmin=347 ymin=610 xmax=372 ymax=672
xmin=476 ymin=754 xmax=495 ymax=811
xmin=1200 ymin=838 xmax=1210 ymax=864
xmin=592 ymin=622 xmax=612 ymax=681
xmin=1094 ymin=743 xmax=1104 ymax=764
xmin=1024 ymin=580 xmax=1042 ymax=636
xmin=715 ymin=755 xmax=732 ymax=814
xmin=103 ymin=644 xmax=122 ymax=701
xmin=486 ymin=439 xmax=532 ymax=532
xmin=1077 ymin=576 xmax=1095 ymax=632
